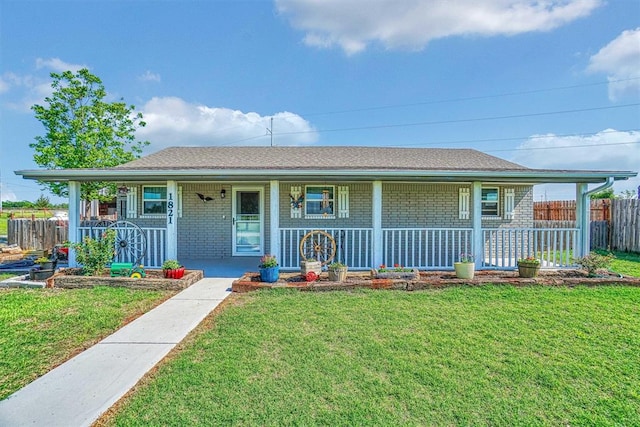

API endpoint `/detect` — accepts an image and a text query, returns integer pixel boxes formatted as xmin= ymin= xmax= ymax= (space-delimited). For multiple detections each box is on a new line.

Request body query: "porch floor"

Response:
xmin=182 ymin=257 xmax=262 ymax=278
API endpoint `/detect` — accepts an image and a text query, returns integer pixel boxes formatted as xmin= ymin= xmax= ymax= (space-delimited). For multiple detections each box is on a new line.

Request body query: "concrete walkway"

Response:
xmin=0 ymin=278 xmax=233 ymax=427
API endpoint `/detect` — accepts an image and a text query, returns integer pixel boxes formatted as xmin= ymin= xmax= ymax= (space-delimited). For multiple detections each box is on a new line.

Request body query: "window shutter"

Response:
xmin=126 ymin=187 xmax=138 ymax=219
xmin=459 ymin=187 xmax=470 ymax=220
xmin=338 ymin=185 xmax=349 ymax=218
xmin=178 ymin=186 xmax=183 ymax=218
xmin=504 ymin=188 xmax=515 ymax=219
xmin=290 ymin=185 xmax=302 ymax=218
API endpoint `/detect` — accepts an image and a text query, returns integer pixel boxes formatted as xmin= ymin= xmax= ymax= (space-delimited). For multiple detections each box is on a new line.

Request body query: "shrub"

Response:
xmin=574 ymin=252 xmax=615 ymax=277
xmin=66 ymin=230 xmax=116 ymax=276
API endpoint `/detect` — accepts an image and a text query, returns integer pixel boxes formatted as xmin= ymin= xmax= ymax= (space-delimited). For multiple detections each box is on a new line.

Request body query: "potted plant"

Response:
xmin=259 ymin=254 xmax=279 ymax=283
xmin=517 ymin=256 xmax=540 ymax=278
xmin=162 ymin=259 xmax=184 ymax=279
xmin=454 ymin=253 xmax=475 ymax=279
xmin=300 ymin=258 xmax=322 ymax=277
xmin=328 ymin=261 xmax=348 ymax=282
xmin=35 ymin=256 xmax=55 ymax=271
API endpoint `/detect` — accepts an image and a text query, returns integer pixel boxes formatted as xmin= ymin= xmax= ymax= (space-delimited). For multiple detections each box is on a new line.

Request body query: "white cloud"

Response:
xmin=35 ymin=57 xmax=86 ymax=73
xmin=276 ymin=0 xmax=602 ymax=54
xmin=1 ymin=58 xmax=85 ymax=111
xmin=1 ymin=183 xmax=17 ymax=202
xmin=137 ymin=96 xmax=318 ymax=148
xmin=587 ymin=28 xmax=640 ymax=101
xmin=139 ymin=70 xmax=161 ymax=83
xmin=511 ymin=129 xmax=640 ymax=200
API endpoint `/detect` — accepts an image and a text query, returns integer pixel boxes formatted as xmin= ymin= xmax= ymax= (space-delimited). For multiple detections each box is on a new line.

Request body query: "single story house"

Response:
xmin=15 ymin=146 xmax=637 ymax=271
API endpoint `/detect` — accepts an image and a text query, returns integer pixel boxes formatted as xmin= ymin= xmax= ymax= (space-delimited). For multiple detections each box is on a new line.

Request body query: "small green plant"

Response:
xmin=328 ymin=261 xmax=346 ymax=270
xmin=259 ymin=255 xmax=278 ymax=268
xmin=574 ymin=252 xmax=615 ymax=277
xmin=66 ymin=230 xmax=116 ymax=276
xmin=35 ymin=257 xmax=50 ymax=264
xmin=459 ymin=253 xmax=474 ymax=263
xmin=518 ymin=256 xmax=540 ymax=265
xmin=162 ymin=259 xmax=181 ymax=270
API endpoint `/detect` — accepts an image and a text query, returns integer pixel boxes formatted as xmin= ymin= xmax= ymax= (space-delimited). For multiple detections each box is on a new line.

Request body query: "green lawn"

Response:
xmin=106 ymin=286 xmax=640 ymax=426
xmin=0 ymin=286 xmax=175 ymax=399
xmin=601 ymin=250 xmax=640 ymax=277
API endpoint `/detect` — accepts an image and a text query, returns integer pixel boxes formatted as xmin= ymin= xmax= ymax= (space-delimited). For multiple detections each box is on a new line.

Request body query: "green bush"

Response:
xmin=574 ymin=252 xmax=615 ymax=277
xmin=66 ymin=230 xmax=116 ymax=276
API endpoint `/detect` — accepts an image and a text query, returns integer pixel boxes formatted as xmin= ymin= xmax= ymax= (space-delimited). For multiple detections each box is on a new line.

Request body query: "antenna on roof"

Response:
xmin=266 ymin=117 xmax=273 ymax=147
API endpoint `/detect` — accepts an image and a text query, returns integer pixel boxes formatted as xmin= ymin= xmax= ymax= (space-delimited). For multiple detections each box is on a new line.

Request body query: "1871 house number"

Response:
xmin=167 ymin=192 xmax=174 ymax=224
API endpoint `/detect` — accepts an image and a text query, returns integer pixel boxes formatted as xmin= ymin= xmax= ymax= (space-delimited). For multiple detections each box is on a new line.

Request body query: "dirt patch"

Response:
xmin=232 ymin=269 xmax=640 ymax=293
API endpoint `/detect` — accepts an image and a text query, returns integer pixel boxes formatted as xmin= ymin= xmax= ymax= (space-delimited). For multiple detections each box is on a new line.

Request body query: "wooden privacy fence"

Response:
xmin=8 ymin=219 xmax=69 ymax=251
xmin=534 ymin=199 xmax=610 ymax=221
xmin=534 ymin=199 xmax=640 ymax=253
xmin=610 ymin=199 xmax=639 ymax=252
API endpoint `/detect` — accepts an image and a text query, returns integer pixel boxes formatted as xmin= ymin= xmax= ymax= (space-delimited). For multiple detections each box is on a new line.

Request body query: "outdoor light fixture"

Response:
xmin=117 ymin=185 xmax=129 ymax=195
xmin=220 ymin=189 xmax=226 ymax=199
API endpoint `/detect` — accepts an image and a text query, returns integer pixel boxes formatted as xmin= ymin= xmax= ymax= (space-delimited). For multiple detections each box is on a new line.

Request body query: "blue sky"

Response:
xmin=1 ymin=0 xmax=639 ymax=204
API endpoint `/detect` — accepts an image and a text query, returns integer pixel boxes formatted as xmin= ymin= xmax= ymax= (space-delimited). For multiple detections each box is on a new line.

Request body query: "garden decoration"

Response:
xmin=299 ymin=230 xmax=336 ymax=266
xmin=106 ymin=220 xmax=148 ymax=278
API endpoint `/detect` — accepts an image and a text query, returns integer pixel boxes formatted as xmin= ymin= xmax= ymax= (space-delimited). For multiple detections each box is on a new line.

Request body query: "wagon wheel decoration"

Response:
xmin=299 ymin=230 xmax=336 ymax=266
xmin=106 ymin=220 xmax=147 ymax=265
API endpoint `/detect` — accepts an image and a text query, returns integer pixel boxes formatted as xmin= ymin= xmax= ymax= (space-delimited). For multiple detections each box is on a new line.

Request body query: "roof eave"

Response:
xmin=15 ymin=168 xmax=637 ymax=184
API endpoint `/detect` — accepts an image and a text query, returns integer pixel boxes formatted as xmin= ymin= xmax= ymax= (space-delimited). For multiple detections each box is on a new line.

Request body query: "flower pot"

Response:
xmin=518 ymin=263 xmax=540 ymax=278
xmin=260 ymin=265 xmax=280 ymax=283
xmin=163 ymin=267 xmax=185 ymax=279
xmin=300 ymin=260 xmax=322 ymax=277
xmin=454 ymin=262 xmax=475 ymax=280
xmin=328 ymin=267 xmax=348 ymax=282
xmin=39 ymin=261 xmax=55 ymax=270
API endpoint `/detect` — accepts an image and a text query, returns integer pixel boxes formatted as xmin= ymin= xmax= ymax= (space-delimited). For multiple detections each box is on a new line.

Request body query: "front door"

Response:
xmin=232 ymin=187 xmax=263 ymax=256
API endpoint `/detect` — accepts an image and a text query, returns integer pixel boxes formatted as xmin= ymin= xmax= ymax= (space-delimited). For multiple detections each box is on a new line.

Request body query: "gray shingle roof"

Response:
xmin=114 ymin=146 xmax=529 ymax=171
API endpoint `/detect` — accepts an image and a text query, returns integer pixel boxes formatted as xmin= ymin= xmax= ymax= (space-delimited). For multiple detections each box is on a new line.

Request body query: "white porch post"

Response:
xmin=373 ymin=180 xmax=383 ymax=268
xmin=472 ymin=181 xmax=483 ymax=269
xmin=68 ymin=181 xmax=81 ymax=267
xmin=166 ymin=180 xmax=178 ymax=261
xmin=270 ymin=180 xmax=280 ymax=258
xmin=576 ymin=183 xmax=588 ymax=258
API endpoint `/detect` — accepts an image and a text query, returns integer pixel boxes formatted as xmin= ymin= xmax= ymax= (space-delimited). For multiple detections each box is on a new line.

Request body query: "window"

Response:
xmin=481 ymin=187 xmax=499 ymax=216
xmin=142 ymin=186 xmax=167 ymax=214
xmin=305 ymin=186 xmax=335 ymax=219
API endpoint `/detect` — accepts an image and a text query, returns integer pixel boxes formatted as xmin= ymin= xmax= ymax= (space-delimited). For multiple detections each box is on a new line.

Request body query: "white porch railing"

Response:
xmin=382 ymin=228 xmax=473 ymax=269
xmin=279 ymin=228 xmax=373 ymax=270
xmin=482 ymin=228 xmax=578 ymax=269
xmin=78 ymin=226 xmax=167 ymax=268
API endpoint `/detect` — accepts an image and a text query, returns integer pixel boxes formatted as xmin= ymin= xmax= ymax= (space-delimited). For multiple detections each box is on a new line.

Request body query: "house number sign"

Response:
xmin=167 ymin=192 xmax=174 ymax=225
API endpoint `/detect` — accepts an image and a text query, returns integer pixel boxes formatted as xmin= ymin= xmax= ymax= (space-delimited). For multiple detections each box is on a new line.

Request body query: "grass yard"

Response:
xmin=106 ymin=286 xmax=640 ymax=426
xmin=0 ymin=286 xmax=175 ymax=400
xmin=603 ymin=250 xmax=640 ymax=277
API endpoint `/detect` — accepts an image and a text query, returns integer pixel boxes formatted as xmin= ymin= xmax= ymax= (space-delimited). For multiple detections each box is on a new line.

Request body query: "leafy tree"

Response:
xmin=34 ymin=194 xmax=51 ymax=209
xmin=618 ymin=189 xmax=638 ymax=199
xmin=30 ymin=68 xmax=149 ymax=202
xmin=589 ymin=188 xmax=615 ymax=200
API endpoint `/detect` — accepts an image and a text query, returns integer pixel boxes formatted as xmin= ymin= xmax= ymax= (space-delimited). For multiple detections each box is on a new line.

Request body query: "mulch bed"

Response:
xmin=47 ymin=268 xmax=204 ymax=290
xmin=232 ymin=269 xmax=640 ymax=293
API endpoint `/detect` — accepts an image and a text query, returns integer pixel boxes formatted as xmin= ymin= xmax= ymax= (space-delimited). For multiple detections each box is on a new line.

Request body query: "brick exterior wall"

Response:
xmin=279 ymin=182 xmax=373 ymax=228
xmin=382 ymin=183 xmax=533 ymax=228
xmin=119 ymin=181 xmax=533 ymax=263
